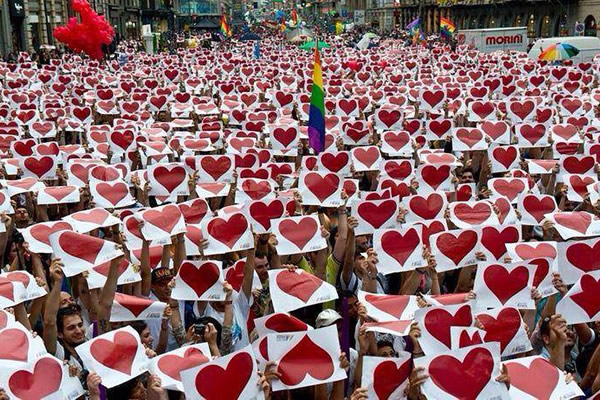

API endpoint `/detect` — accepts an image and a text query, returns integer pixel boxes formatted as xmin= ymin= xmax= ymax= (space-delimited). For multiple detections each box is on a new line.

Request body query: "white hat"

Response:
xmin=315 ymin=309 xmax=342 ymax=328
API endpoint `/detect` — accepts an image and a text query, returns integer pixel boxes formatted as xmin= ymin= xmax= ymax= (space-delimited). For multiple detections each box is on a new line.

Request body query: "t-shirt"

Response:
xmin=194 ymin=291 xmax=253 ymax=351
xmin=146 ymin=292 xmax=179 ymax=352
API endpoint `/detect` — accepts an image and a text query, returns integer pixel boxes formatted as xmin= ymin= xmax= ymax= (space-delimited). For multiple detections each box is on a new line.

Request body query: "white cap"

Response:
xmin=315 ymin=309 xmax=342 ymax=328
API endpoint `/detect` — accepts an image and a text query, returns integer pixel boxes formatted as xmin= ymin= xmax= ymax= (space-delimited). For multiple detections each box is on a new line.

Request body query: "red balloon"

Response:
xmin=53 ymin=0 xmax=115 ymax=60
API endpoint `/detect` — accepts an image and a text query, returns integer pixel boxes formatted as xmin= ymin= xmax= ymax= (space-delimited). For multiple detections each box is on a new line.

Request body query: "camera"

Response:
xmin=194 ymin=323 xmax=206 ymax=337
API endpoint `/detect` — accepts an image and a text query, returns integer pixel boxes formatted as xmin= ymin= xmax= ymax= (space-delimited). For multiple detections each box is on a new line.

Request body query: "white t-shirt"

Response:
xmin=146 ymin=292 xmax=179 ymax=352
xmin=194 ymin=291 xmax=252 ymax=351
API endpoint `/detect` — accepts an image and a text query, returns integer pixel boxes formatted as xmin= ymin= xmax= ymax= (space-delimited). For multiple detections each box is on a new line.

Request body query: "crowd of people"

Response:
xmin=0 ymin=19 xmax=599 ymax=400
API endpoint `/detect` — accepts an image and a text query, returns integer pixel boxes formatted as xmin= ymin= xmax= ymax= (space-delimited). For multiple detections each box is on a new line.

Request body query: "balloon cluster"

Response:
xmin=53 ymin=0 xmax=115 ymax=60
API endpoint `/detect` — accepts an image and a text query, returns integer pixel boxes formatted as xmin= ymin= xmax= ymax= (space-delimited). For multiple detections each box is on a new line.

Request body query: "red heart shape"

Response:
xmin=357 ymin=200 xmax=397 ymax=229
xmin=429 ymin=347 xmax=493 ymax=399
xmin=380 ymin=228 xmax=420 ymax=266
xmin=478 ymin=307 xmax=521 ymax=353
xmin=481 ymin=226 xmax=519 ymax=260
xmin=195 ymin=352 xmax=253 ymax=399
xmin=484 ymin=265 xmax=529 ymax=304
xmin=96 ymin=181 xmax=129 ymax=206
xmin=571 ymin=274 xmax=600 ymax=318
xmin=24 ymin=156 xmax=54 ymax=178
xmin=153 ymin=165 xmax=186 ymax=193
xmin=158 ymin=347 xmax=209 ymax=381
xmin=409 ymin=193 xmax=444 ymax=220
xmin=9 ymin=357 xmax=62 ymax=399
xmin=436 ymin=230 xmax=478 ymax=266
xmin=554 ymin=212 xmax=591 ymax=234
xmin=143 ymin=205 xmax=182 ymax=234
xmin=179 ymin=261 xmax=220 ymax=297
xmin=507 ymin=358 xmax=559 ymax=399
xmin=0 ymin=328 xmax=29 ymax=361
xmin=58 ymin=231 xmax=104 ymax=264
xmin=365 ymin=293 xmax=410 ymax=319
xmin=114 ymin=293 xmax=154 ymax=317
xmin=424 ymin=305 xmax=472 ymax=348
xmin=522 ymin=195 xmax=556 ymax=223
xmin=30 ymin=221 xmax=71 ymax=246
xmin=264 ymin=313 xmax=309 ymax=332
xmin=304 ymin=172 xmax=340 ymax=203
xmin=373 ymin=359 xmax=411 ymax=399
xmin=207 ymin=214 xmax=248 ymax=248
xmin=453 ymin=203 xmax=491 ymax=225
xmin=566 ymin=240 xmax=600 ymax=273
xmin=200 ymin=156 xmax=232 ymax=181
xmin=278 ymin=335 xmax=334 ymax=385
xmin=276 ymin=270 xmax=322 ymax=302
xmin=90 ymin=331 xmax=138 ymax=375
xmin=249 ymin=199 xmax=284 ymax=231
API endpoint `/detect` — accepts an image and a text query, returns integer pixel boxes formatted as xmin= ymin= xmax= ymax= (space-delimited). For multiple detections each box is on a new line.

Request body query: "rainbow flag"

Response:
xmin=440 ymin=16 xmax=455 ymax=40
xmin=291 ymin=10 xmax=298 ymax=26
xmin=307 ymin=44 xmax=325 ymax=154
xmin=220 ymin=14 xmax=232 ymax=37
xmin=280 ymin=15 xmax=286 ymax=33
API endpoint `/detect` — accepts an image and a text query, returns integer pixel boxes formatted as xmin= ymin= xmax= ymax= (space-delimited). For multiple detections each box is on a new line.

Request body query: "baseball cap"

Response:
xmin=315 ymin=309 xmax=342 ymax=328
xmin=151 ymin=267 xmax=173 ymax=284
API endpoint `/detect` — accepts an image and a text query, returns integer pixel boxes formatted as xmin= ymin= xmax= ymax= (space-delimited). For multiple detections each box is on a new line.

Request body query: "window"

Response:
xmin=527 ymin=14 xmax=536 ymax=38
xmin=540 ymin=15 xmax=550 ymax=37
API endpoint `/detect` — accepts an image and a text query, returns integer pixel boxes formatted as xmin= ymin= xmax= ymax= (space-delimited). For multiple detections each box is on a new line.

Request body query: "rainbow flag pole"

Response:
xmin=220 ymin=14 xmax=232 ymax=37
xmin=440 ymin=16 xmax=456 ymax=41
xmin=307 ymin=36 xmax=325 ymax=154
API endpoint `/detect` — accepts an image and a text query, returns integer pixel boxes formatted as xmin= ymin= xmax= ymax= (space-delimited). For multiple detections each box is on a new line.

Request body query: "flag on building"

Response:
xmin=220 ymin=14 xmax=232 ymax=37
xmin=440 ymin=16 xmax=456 ymax=40
xmin=307 ymin=43 xmax=325 ymax=154
xmin=406 ymin=17 xmax=421 ymax=45
xmin=254 ymin=40 xmax=260 ymax=59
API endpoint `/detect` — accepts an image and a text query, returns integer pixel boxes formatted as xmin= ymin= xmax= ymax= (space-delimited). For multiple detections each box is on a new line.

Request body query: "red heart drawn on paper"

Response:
xmin=96 ymin=181 xmax=129 ymax=206
xmin=9 ymin=357 xmax=62 ymax=400
xmin=566 ymin=240 xmax=600 ymax=273
xmin=225 ymin=260 xmax=246 ymax=292
xmin=158 ymin=347 xmax=209 ymax=381
xmin=195 ymin=352 xmax=254 ymax=399
xmin=424 ymin=305 xmax=472 ymax=348
xmin=456 ymin=128 xmax=483 ymax=148
xmin=304 ymin=172 xmax=340 ymax=203
xmin=459 ymin=330 xmax=483 ymax=347
xmin=436 ymin=230 xmax=478 ymax=266
xmin=520 ymin=124 xmax=546 ymax=145
xmin=72 ymin=208 xmax=110 ymax=225
xmin=484 ymin=265 xmax=529 ymax=304
xmin=278 ymin=335 xmax=334 ymax=385
xmin=571 ymin=274 xmax=600 ymax=318
xmin=0 ymin=277 xmax=15 ymax=301
xmin=353 ymin=147 xmax=379 ymax=168
xmin=492 ymin=179 xmax=525 ymax=202
xmin=114 ymin=293 xmax=154 ymax=317
xmin=409 ymin=193 xmax=444 ymax=220
xmin=0 ymin=328 xmax=29 ymax=361
xmin=453 ymin=203 xmax=492 ymax=225
xmin=478 ymin=307 xmax=521 ymax=353
xmin=357 ymin=200 xmax=396 ymax=229
xmin=365 ymin=294 xmax=410 ymax=319
xmin=522 ymin=195 xmax=556 ymax=223
xmin=514 ymin=243 xmax=556 ymax=260
xmin=23 ymin=156 xmax=54 ymax=178
xmin=554 ymin=212 xmax=591 ymax=234
xmin=153 ymin=165 xmax=186 ymax=193
xmin=492 ymin=146 xmax=517 ymax=169
xmin=507 ymin=358 xmax=559 ymax=400
xmin=373 ymin=359 xmax=411 ymax=399
xmin=276 ymin=270 xmax=323 ymax=302
xmin=481 ymin=226 xmax=519 ymax=260
xmin=58 ymin=231 xmax=104 ymax=264
xmin=178 ymin=199 xmax=208 ymax=224
xmin=273 ymin=127 xmax=297 ymax=148
xmin=249 ymin=199 xmax=285 ymax=231
xmin=90 ymin=331 xmax=138 ymax=375
xmin=383 ymin=131 xmax=409 ymax=151
xmin=207 ymin=213 xmax=248 ymax=248
xmin=43 ymin=186 xmax=76 ymax=202
xmin=429 ymin=347 xmax=493 ymax=399
xmin=30 ymin=221 xmax=71 ymax=246
xmin=143 ymin=205 xmax=181 ymax=234
xmin=200 ymin=156 xmax=232 ymax=181
xmin=179 ymin=261 xmax=220 ymax=297
xmin=93 ymin=258 xmax=129 ymax=277
xmin=278 ymin=217 xmax=318 ymax=250
xmin=320 ymin=152 xmax=349 ymax=173
xmin=264 ymin=313 xmax=309 ymax=332
xmin=380 ymin=229 xmax=420 ymax=267
xmin=384 ymin=160 xmax=412 ymax=180
xmin=421 ymin=165 xmax=450 ymax=190
xmin=241 ymin=179 xmax=272 ymax=201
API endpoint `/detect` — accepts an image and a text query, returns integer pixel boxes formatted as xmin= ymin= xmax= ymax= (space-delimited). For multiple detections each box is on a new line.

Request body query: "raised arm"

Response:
xmin=97 ymin=254 xmax=125 ymax=334
xmin=43 ymin=258 xmax=65 ymax=355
